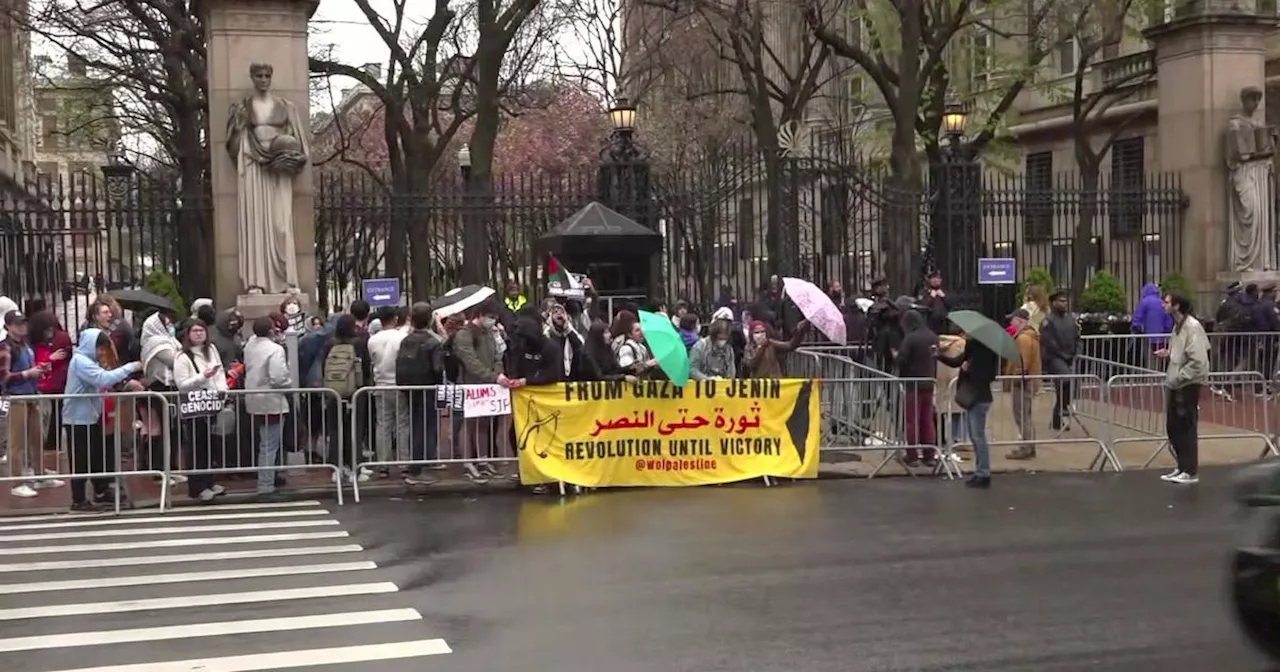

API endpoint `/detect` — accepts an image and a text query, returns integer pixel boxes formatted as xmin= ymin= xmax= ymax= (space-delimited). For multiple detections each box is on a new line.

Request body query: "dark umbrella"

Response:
xmin=947 ymin=310 xmax=1020 ymax=364
xmin=106 ymin=289 xmax=175 ymax=313
xmin=430 ymin=285 xmax=496 ymax=318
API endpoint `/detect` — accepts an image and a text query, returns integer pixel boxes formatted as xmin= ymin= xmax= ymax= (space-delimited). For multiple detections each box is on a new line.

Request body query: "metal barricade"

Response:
xmin=0 ymin=391 xmax=170 ymax=514
xmin=943 ymin=373 xmax=1120 ymax=473
xmin=1080 ymin=331 xmax=1280 ymax=400
xmin=1105 ymin=371 xmax=1279 ymax=469
xmin=161 ymin=387 xmax=344 ymax=506
xmin=796 ymin=348 xmax=901 ymax=449
xmin=348 ymin=385 xmax=520 ymax=503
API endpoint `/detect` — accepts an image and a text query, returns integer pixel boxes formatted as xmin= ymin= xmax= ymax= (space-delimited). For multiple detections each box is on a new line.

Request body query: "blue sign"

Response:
xmin=977 ymin=258 xmax=1017 ymax=285
xmin=362 ymin=278 xmax=401 ymax=307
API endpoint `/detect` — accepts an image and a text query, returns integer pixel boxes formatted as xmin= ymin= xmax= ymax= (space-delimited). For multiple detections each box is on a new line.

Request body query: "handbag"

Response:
xmin=953 ymin=378 xmax=978 ymax=410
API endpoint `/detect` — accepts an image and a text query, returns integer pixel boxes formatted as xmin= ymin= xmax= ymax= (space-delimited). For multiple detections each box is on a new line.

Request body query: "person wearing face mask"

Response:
xmin=743 ymin=319 xmax=809 ymax=378
xmin=453 ymin=300 xmax=514 ymax=483
xmin=210 ymin=309 xmax=245 ymax=368
xmin=690 ymin=319 xmax=736 ymax=380
xmin=545 ymin=302 xmax=584 ymax=380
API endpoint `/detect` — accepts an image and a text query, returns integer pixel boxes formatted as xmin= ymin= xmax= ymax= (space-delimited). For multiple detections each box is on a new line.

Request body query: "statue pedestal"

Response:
xmin=235 ymin=292 xmax=311 ymax=324
xmin=1215 ymin=269 xmax=1280 ymax=288
xmin=203 ymin=0 xmax=319 ymax=309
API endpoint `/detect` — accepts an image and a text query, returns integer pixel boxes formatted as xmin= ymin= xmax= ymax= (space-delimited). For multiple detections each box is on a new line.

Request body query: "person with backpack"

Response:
xmin=367 ymin=306 xmax=409 ymax=479
xmin=396 ymin=302 xmax=444 ymax=485
xmin=320 ymin=314 xmax=373 ymax=483
xmin=453 ymin=300 xmax=514 ymax=483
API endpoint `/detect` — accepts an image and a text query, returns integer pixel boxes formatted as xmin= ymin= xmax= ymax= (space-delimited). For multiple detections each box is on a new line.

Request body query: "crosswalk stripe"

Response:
xmin=0 ymin=531 xmax=349 ymax=556
xmin=2 ymin=500 xmax=324 ymax=523
xmin=0 ymin=607 xmax=422 ymax=653
xmin=0 ymin=519 xmax=340 ymax=542
xmin=0 ymin=544 xmax=365 ymax=572
xmin=0 ymin=561 xmax=377 ymax=594
xmin=43 ymin=639 xmax=452 ymax=671
xmin=0 ymin=509 xmax=331 ymax=532
xmin=0 ymin=582 xmax=400 ymax=620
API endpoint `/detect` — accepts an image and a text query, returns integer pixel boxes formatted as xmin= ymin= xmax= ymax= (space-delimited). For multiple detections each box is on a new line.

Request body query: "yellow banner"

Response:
xmin=513 ymin=379 xmax=821 ymax=487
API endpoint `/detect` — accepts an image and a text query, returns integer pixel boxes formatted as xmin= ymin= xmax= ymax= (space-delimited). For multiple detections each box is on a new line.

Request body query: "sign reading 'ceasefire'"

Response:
xmin=513 ymin=379 xmax=821 ymax=488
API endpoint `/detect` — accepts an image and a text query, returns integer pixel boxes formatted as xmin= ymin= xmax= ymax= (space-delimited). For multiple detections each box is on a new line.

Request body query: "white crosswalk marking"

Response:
xmin=0 ymin=501 xmax=451 ymax=670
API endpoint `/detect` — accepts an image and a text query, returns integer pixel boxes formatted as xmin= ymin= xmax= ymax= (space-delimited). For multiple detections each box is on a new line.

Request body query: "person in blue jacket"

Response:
xmin=63 ymin=327 xmax=142 ymax=511
xmin=1132 ymin=282 xmax=1173 ymax=367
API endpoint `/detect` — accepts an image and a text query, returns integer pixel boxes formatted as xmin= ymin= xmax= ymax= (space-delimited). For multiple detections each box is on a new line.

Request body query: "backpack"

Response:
xmin=437 ymin=334 xmax=461 ymax=382
xmin=396 ymin=330 xmax=441 ymax=387
xmin=322 ymin=342 xmax=363 ymax=397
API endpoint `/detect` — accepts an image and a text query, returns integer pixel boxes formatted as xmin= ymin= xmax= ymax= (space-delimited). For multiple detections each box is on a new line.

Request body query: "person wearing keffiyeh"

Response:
xmin=545 ymin=302 xmax=584 ymax=379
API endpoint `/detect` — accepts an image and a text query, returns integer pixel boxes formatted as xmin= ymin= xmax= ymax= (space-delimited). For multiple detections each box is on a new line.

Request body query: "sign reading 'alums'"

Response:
xmin=177 ymin=389 xmax=227 ymax=419
xmin=513 ymin=379 xmax=821 ymax=487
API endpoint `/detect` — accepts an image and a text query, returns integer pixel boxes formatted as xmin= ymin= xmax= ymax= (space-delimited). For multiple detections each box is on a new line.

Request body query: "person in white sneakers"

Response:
xmin=3 ymin=310 xmax=64 ymax=497
xmin=1154 ymin=291 xmax=1209 ymax=485
xmin=173 ymin=319 xmax=229 ymax=502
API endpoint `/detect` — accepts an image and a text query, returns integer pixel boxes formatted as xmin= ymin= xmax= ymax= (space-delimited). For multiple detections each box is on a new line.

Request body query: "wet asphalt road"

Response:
xmin=336 ymin=468 xmax=1277 ymax=672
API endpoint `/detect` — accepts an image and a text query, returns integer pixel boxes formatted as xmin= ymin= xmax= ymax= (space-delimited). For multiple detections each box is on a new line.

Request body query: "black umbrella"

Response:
xmin=106 ymin=289 xmax=175 ymax=313
xmin=430 ymin=285 xmax=495 ymax=318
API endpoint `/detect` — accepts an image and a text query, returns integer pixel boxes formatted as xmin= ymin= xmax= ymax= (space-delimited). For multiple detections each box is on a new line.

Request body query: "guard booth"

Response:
xmin=535 ymin=201 xmax=662 ymax=322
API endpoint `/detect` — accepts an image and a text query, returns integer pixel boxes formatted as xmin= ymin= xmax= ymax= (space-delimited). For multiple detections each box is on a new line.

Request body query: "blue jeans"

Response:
xmin=256 ymin=417 xmax=284 ymax=494
xmin=964 ymin=402 xmax=993 ymax=477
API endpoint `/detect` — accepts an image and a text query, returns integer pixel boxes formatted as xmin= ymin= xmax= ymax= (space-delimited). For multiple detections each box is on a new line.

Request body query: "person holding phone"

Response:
xmin=174 ymin=319 xmax=229 ymax=502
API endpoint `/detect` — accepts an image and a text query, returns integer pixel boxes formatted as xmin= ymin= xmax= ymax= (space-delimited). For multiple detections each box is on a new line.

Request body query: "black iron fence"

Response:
xmin=0 ymin=170 xmax=194 ymax=327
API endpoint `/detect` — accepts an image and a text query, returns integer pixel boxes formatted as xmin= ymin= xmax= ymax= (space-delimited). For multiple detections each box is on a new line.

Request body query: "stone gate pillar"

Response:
xmin=1146 ymin=1 xmax=1277 ymax=293
xmin=204 ymin=0 xmax=318 ymax=314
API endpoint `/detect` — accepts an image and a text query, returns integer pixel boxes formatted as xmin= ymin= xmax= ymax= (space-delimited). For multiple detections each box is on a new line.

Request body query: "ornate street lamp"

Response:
xmin=100 ymin=148 xmax=135 ymax=204
xmin=941 ymin=101 xmax=968 ymax=145
xmin=608 ymin=97 xmax=637 ymax=134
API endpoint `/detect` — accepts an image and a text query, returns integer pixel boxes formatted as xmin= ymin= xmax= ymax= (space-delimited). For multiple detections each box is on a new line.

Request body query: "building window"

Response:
xmin=736 ymin=197 xmax=754 ymax=260
xmin=820 ymin=184 xmax=848 ymax=254
xmin=40 ymin=115 xmax=59 ymax=150
xmin=1057 ymin=37 xmax=1080 ymax=75
xmin=971 ymin=29 xmax=993 ymax=89
xmin=1142 ymin=233 xmax=1162 ymax=283
xmin=1023 ymin=151 xmax=1053 ymax=241
xmin=1050 ymin=240 xmax=1071 ymax=287
xmin=1109 ymin=137 xmax=1145 ymax=238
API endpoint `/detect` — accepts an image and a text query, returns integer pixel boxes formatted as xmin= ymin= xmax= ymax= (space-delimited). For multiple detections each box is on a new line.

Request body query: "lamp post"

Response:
xmin=458 ymin=143 xmax=486 ymax=285
xmin=929 ymin=101 xmax=982 ymax=310
xmin=100 ymin=148 xmax=136 ymax=288
xmin=101 ymin=148 xmax=135 ymax=204
xmin=596 ymin=95 xmax=658 ymax=297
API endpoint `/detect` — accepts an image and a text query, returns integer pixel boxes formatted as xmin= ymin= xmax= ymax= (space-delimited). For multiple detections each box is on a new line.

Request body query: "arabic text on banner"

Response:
xmin=462 ymin=384 xmax=512 ymax=418
xmin=513 ymin=379 xmax=821 ymax=487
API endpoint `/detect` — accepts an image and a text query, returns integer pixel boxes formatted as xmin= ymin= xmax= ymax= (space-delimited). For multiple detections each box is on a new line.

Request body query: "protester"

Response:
xmin=349 ymin=299 xmax=372 ymax=334
xmin=173 ymin=319 xmax=228 ymax=502
xmin=896 ymin=309 xmax=938 ymax=467
xmin=690 ymin=319 xmax=736 ymax=381
xmin=510 ymin=315 xmax=562 ymax=386
xmin=545 ymin=302 xmax=584 ymax=380
xmin=395 ymin=302 xmax=443 ymax=485
xmin=582 ymin=322 xmax=632 ymax=382
xmin=670 ymin=300 xmax=690 ymax=329
xmin=677 ymin=313 xmax=700 ymax=352
xmin=919 ymin=271 xmax=950 ymax=335
xmin=1004 ymin=308 xmax=1042 ymax=461
xmin=281 ymin=295 xmax=306 ymax=333
xmin=4 ymin=310 xmax=57 ymax=497
xmin=30 ymin=310 xmax=72 ymax=455
xmin=453 ymin=300 xmax=511 ymax=484
xmin=1040 ymin=290 xmax=1078 ymax=431
xmin=320 ymin=313 xmax=373 ymax=482
xmin=243 ymin=315 xmax=291 ymax=500
xmin=63 ymin=328 xmax=142 ymax=511
xmin=365 ymin=306 xmax=410 ymax=479
xmin=139 ymin=310 xmax=183 ymax=486
xmin=936 ymin=331 xmax=1000 ymax=489
xmin=610 ymin=311 xmax=658 ymax=377
xmin=1155 ymin=292 xmax=1210 ymax=485
xmin=210 ymin=309 xmax=245 ymax=367
xmin=742 ymin=320 xmax=809 ymax=378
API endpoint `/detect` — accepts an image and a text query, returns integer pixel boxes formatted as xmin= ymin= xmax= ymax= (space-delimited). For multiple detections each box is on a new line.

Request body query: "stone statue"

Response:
xmin=1226 ymin=85 xmax=1276 ymax=272
xmin=226 ymin=62 xmax=310 ymax=294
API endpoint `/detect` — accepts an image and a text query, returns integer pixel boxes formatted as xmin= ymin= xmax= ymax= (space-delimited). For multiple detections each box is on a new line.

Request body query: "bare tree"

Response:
xmin=16 ymin=0 xmax=211 ymax=297
xmin=803 ymin=0 xmax=1071 ymax=290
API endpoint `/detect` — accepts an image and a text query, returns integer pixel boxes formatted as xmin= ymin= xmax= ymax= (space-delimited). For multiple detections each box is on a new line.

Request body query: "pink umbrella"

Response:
xmin=782 ymin=277 xmax=846 ymax=344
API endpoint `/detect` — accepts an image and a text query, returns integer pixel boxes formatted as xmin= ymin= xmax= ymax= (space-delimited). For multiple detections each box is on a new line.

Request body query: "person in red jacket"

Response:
xmin=29 ymin=310 xmax=72 ymax=451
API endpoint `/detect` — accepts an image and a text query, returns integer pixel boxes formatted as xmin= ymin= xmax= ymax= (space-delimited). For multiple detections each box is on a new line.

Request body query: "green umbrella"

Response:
xmin=947 ymin=310 xmax=1022 ymax=365
xmin=638 ymin=310 xmax=691 ymax=387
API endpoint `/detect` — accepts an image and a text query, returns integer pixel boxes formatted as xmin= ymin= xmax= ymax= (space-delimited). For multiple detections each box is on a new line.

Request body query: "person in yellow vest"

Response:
xmin=504 ymin=282 xmax=527 ymax=314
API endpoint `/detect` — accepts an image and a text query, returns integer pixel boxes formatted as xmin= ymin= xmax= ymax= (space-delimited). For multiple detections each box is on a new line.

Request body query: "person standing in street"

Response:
xmin=896 ymin=309 xmax=938 ymax=468
xmin=1040 ymin=290 xmax=1078 ymax=430
xmin=1155 ymin=292 xmax=1210 ymax=485
xmin=1004 ymin=308 xmax=1042 ymax=461
xmin=243 ymin=316 xmax=292 ymax=500
xmin=936 ymin=332 xmax=1000 ymax=488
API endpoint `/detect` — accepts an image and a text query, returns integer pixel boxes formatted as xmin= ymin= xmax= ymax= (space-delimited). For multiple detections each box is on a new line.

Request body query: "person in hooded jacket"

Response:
xmin=896 ymin=309 xmax=938 ymax=467
xmin=63 ymin=328 xmax=143 ymax=511
xmin=1132 ymin=282 xmax=1173 ymax=367
xmin=510 ymin=315 xmax=563 ymax=386
xmin=545 ymin=302 xmax=585 ymax=380
xmin=320 ymin=314 xmax=374 ymax=482
xmin=209 ymin=309 xmax=245 ymax=368
xmin=30 ymin=310 xmax=72 ymax=453
xmin=690 ymin=319 xmax=736 ymax=380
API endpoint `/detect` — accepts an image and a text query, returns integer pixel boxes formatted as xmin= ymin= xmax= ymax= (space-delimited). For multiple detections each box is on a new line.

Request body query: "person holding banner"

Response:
xmin=173 ymin=320 xmax=229 ymax=502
